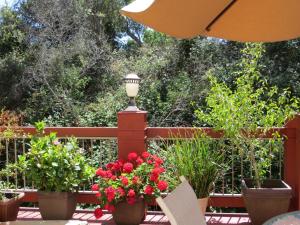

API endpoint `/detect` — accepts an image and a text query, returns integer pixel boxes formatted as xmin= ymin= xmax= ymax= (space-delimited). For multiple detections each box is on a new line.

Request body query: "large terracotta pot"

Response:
xmin=38 ymin=191 xmax=77 ymax=220
xmin=241 ymin=179 xmax=292 ymax=225
xmin=113 ymin=198 xmax=146 ymax=225
xmin=0 ymin=192 xmax=24 ymax=222
xmin=198 ymin=197 xmax=209 ymax=216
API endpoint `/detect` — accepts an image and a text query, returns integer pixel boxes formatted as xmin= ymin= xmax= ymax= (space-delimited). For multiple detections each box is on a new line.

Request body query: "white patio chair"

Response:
xmin=156 ymin=176 xmax=207 ymax=225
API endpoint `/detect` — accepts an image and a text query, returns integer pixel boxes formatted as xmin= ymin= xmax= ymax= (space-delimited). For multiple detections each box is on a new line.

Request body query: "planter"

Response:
xmin=113 ymin=198 xmax=146 ymax=225
xmin=38 ymin=191 xmax=77 ymax=220
xmin=0 ymin=192 xmax=24 ymax=222
xmin=198 ymin=197 xmax=209 ymax=216
xmin=241 ymin=179 xmax=292 ymax=225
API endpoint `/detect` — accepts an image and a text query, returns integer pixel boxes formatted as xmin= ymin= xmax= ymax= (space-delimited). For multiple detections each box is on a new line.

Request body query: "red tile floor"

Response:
xmin=17 ymin=208 xmax=251 ymax=225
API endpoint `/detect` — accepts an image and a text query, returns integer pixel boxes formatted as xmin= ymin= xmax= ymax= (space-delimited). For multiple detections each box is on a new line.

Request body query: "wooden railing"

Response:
xmin=1 ymin=111 xmax=299 ymax=210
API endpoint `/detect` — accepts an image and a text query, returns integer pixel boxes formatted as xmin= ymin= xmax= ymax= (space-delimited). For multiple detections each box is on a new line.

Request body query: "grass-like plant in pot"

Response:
xmin=16 ymin=121 xmax=94 ymax=220
xmin=196 ymin=43 xmax=300 ymax=225
xmin=166 ymin=133 xmax=225 ymax=215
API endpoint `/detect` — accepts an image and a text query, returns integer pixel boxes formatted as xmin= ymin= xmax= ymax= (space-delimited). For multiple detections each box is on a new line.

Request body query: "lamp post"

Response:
xmin=124 ymin=73 xmax=141 ymax=111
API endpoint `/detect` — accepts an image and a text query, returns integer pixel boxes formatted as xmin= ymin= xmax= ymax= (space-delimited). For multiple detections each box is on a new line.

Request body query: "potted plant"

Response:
xmin=0 ymin=173 xmax=25 ymax=222
xmin=166 ymin=133 xmax=225 ymax=215
xmin=16 ymin=121 xmax=94 ymax=220
xmin=0 ymin=110 xmax=24 ymax=222
xmin=91 ymin=151 xmax=168 ymax=225
xmin=195 ymin=44 xmax=299 ymax=225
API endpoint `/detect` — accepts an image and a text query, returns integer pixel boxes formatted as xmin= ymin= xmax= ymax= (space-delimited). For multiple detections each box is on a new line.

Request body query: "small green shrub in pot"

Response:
xmin=17 ymin=121 xmax=94 ymax=220
xmin=0 ymin=170 xmax=25 ymax=222
xmin=166 ymin=133 xmax=225 ymax=215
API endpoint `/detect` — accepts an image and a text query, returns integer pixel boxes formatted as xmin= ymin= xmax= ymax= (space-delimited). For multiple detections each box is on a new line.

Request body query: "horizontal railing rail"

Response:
xmin=0 ymin=127 xmax=118 ymax=138
xmin=147 ymin=127 xmax=295 ymax=139
xmin=0 ymin=126 xmax=295 ymax=139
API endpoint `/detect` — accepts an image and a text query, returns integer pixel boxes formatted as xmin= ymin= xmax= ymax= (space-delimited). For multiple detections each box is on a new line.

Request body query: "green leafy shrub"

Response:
xmin=196 ymin=43 xmax=300 ymax=187
xmin=17 ymin=122 xmax=94 ymax=192
xmin=0 ymin=183 xmax=14 ymax=201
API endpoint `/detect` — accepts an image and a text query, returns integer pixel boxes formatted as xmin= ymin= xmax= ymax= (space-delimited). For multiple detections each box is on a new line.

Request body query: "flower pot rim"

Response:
xmin=0 ymin=192 xmax=25 ymax=204
xmin=242 ymin=178 xmax=292 ymax=190
xmin=37 ymin=191 xmax=78 ymax=199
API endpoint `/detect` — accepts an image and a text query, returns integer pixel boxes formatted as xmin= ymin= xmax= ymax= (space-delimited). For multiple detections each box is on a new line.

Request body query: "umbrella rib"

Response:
xmin=205 ymin=0 xmax=237 ymax=32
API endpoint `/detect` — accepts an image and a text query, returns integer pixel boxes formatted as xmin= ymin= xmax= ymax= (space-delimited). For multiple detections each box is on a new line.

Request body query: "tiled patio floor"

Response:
xmin=17 ymin=208 xmax=251 ymax=225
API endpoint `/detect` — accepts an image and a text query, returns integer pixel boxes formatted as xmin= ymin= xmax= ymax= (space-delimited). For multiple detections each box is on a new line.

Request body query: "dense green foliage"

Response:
xmin=16 ymin=122 xmax=94 ymax=192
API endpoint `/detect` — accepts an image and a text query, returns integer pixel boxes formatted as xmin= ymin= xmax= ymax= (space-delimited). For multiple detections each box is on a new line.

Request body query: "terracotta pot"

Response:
xmin=0 ymin=192 xmax=24 ymax=222
xmin=113 ymin=198 xmax=146 ymax=225
xmin=198 ymin=197 xmax=209 ymax=216
xmin=38 ymin=191 xmax=77 ymax=220
xmin=241 ymin=179 xmax=292 ymax=225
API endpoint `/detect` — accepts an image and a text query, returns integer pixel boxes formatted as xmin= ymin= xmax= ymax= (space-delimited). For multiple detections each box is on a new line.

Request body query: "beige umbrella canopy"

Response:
xmin=121 ymin=0 xmax=300 ymax=42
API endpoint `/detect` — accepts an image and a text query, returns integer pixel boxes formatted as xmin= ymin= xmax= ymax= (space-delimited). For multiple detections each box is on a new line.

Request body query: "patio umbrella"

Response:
xmin=120 ymin=0 xmax=300 ymax=42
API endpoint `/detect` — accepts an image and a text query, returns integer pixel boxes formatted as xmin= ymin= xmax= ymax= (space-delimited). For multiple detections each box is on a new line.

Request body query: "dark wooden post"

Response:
xmin=284 ymin=114 xmax=300 ymax=210
xmin=117 ymin=110 xmax=148 ymax=160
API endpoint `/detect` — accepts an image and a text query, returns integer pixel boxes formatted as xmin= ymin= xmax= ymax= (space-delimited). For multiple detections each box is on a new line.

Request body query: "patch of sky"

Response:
xmin=0 ymin=0 xmax=16 ymax=8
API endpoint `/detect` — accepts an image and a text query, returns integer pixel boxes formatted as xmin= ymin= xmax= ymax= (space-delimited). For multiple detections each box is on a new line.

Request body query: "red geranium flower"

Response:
xmin=106 ymin=163 xmax=114 ymax=170
xmin=150 ymin=173 xmax=159 ymax=181
xmin=127 ymin=189 xmax=136 ymax=198
xmin=132 ymin=176 xmax=139 ymax=184
xmin=117 ymin=159 xmax=125 ymax=167
xmin=159 ymin=167 xmax=165 ymax=173
xmin=142 ymin=151 xmax=150 ymax=159
xmin=96 ymin=192 xmax=102 ymax=198
xmin=128 ymin=152 xmax=138 ymax=161
xmin=151 ymin=167 xmax=164 ymax=176
xmin=106 ymin=170 xmax=113 ymax=178
xmin=144 ymin=185 xmax=154 ymax=195
xmin=91 ymin=184 xmax=99 ymax=191
xmin=94 ymin=208 xmax=103 ymax=219
xmin=120 ymin=176 xmax=129 ymax=186
xmin=117 ymin=187 xmax=125 ymax=197
xmin=111 ymin=175 xmax=117 ymax=181
xmin=154 ymin=157 xmax=163 ymax=166
xmin=96 ymin=168 xmax=106 ymax=177
xmin=112 ymin=163 xmax=121 ymax=171
xmin=157 ymin=180 xmax=168 ymax=191
xmin=105 ymin=187 xmax=115 ymax=202
xmin=123 ymin=162 xmax=133 ymax=173
xmin=136 ymin=157 xmax=144 ymax=165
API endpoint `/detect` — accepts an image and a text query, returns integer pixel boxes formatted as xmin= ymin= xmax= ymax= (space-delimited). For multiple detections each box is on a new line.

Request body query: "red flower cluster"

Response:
xmin=92 ymin=151 xmax=168 ymax=219
xmin=94 ymin=208 xmax=103 ymax=219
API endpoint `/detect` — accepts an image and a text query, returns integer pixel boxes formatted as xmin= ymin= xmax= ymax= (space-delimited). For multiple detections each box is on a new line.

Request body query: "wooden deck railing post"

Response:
xmin=284 ymin=114 xmax=300 ymax=210
xmin=117 ymin=110 xmax=148 ymax=160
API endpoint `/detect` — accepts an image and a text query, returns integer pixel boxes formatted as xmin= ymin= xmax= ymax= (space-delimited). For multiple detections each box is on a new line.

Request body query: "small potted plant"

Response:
xmin=92 ymin=151 xmax=168 ymax=225
xmin=166 ymin=133 xmax=225 ymax=215
xmin=0 ymin=110 xmax=24 ymax=222
xmin=0 ymin=172 xmax=25 ymax=222
xmin=16 ymin=121 xmax=94 ymax=220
